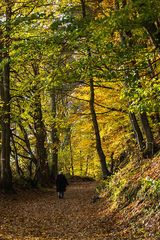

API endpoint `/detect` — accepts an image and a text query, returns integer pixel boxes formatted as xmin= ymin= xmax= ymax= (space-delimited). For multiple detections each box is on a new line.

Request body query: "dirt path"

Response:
xmin=0 ymin=182 xmax=110 ymax=240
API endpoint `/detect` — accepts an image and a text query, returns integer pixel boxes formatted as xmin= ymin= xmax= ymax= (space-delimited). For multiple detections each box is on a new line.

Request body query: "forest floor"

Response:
xmin=0 ymin=180 xmax=159 ymax=240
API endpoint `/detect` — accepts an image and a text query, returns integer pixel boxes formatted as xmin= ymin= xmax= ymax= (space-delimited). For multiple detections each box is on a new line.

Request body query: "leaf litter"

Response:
xmin=0 ymin=180 xmax=159 ymax=240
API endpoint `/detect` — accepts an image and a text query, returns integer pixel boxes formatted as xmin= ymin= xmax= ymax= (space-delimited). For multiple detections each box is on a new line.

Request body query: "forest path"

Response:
xmin=0 ymin=182 xmax=112 ymax=240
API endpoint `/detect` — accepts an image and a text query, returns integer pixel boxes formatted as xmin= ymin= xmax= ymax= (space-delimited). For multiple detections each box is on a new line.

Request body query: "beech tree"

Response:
xmin=0 ymin=0 xmax=160 ymax=188
xmin=0 ymin=0 xmax=13 ymax=192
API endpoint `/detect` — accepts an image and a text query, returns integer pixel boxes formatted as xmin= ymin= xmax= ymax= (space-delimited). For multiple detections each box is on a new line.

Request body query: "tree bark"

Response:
xmin=32 ymin=64 xmax=50 ymax=187
xmin=0 ymin=1 xmax=13 ymax=192
xmin=17 ymin=121 xmax=37 ymax=165
xmin=89 ymin=77 xmax=111 ymax=178
xmin=50 ymin=89 xmax=59 ymax=181
xmin=80 ymin=0 xmax=111 ymax=178
xmin=129 ymin=112 xmax=145 ymax=151
xmin=140 ymin=112 xmax=156 ymax=157
xmin=33 ymin=93 xmax=50 ymax=186
xmin=69 ymin=132 xmax=74 ymax=176
xmin=11 ymin=132 xmax=23 ymax=176
xmin=144 ymin=23 xmax=160 ymax=49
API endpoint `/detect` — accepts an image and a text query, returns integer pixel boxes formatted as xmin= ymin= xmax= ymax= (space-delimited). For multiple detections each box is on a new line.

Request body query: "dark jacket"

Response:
xmin=56 ymin=173 xmax=68 ymax=192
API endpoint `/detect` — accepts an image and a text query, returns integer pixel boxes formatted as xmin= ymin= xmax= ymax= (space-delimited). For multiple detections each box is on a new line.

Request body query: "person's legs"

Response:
xmin=57 ymin=191 xmax=65 ymax=199
xmin=61 ymin=191 xmax=64 ymax=198
xmin=58 ymin=192 xmax=61 ymax=198
xmin=59 ymin=191 xmax=64 ymax=199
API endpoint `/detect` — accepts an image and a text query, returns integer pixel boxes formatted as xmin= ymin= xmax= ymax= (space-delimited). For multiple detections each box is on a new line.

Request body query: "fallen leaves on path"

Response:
xmin=0 ymin=181 xmax=159 ymax=240
xmin=0 ymin=182 xmax=108 ymax=240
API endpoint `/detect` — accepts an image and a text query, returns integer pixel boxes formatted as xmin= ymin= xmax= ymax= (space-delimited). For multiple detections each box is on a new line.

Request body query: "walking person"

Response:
xmin=56 ymin=171 xmax=69 ymax=199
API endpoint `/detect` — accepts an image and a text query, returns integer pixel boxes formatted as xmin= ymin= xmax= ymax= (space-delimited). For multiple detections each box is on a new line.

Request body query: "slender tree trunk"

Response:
xmin=79 ymin=150 xmax=83 ymax=176
xmin=81 ymin=0 xmax=86 ymax=17
xmin=28 ymin=160 xmax=33 ymax=178
xmin=50 ymin=89 xmax=59 ymax=181
xmin=110 ymin=152 xmax=114 ymax=174
xmin=140 ymin=112 xmax=156 ymax=157
xmin=85 ymin=156 xmax=89 ymax=176
xmin=81 ymin=0 xmax=111 ymax=178
xmin=69 ymin=131 xmax=74 ymax=176
xmin=144 ymin=22 xmax=160 ymax=49
xmin=11 ymin=132 xmax=23 ymax=176
xmin=124 ymin=79 xmax=145 ymax=151
xmin=18 ymin=121 xmax=37 ymax=165
xmin=129 ymin=112 xmax=145 ymax=150
xmin=89 ymin=77 xmax=111 ymax=178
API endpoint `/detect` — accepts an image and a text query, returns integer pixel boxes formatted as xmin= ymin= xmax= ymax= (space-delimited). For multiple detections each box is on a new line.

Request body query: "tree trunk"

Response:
xmin=69 ymin=134 xmax=74 ymax=176
xmin=17 ymin=121 xmax=37 ymax=165
xmin=85 ymin=156 xmax=89 ymax=176
xmin=0 ymin=29 xmax=3 ymax=180
xmin=50 ymin=89 xmax=59 ymax=181
xmin=110 ymin=152 xmax=114 ymax=174
xmin=140 ymin=112 xmax=156 ymax=157
xmin=0 ymin=2 xmax=13 ymax=192
xmin=115 ymin=0 xmax=153 ymax=156
xmin=33 ymin=92 xmax=50 ymax=186
xmin=89 ymin=77 xmax=111 ymax=178
xmin=129 ymin=112 xmax=145 ymax=150
xmin=0 ymin=54 xmax=13 ymax=192
xmin=144 ymin=22 xmax=160 ymax=49
xmin=32 ymin=64 xmax=50 ymax=187
xmin=80 ymin=0 xmax=111 ymax=178
xmin=11 ymin=132 xmax=23 ymax=177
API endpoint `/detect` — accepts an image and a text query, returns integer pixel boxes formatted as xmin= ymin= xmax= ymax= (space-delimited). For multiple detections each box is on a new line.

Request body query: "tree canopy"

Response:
xmin=0 ymin=0 xmax=160 ymax=191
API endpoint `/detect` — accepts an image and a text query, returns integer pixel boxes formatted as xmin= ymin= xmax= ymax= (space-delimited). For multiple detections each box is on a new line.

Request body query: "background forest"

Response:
xmin=0 ymin=0 xmax=160 ymax=192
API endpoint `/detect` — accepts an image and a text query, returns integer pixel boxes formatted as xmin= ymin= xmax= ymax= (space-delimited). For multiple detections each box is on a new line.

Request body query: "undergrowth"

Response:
xmin=96 ymin=152 xmax=160 ymax=239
